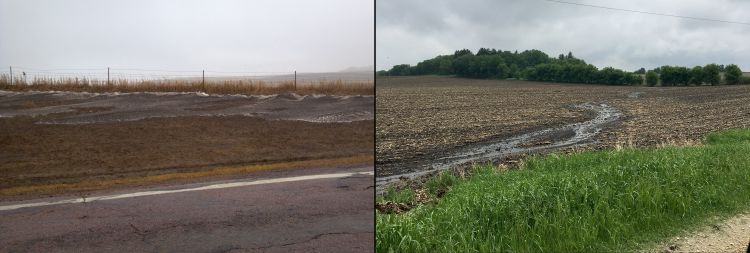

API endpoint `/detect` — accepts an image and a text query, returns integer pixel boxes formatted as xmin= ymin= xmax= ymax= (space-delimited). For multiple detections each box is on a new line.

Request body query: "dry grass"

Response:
xmin=0 ymin=154 xmax=373 ymax=198
xmin=0 ymin=74 xmax=373 ymax=96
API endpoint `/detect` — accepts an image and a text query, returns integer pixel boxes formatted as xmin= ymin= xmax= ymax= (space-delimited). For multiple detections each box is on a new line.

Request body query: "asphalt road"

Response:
xmin=0 ymin=166 xmax=374 ymax=253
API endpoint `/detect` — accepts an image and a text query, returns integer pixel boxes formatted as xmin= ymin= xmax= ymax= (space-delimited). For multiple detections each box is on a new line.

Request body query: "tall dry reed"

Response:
xmin=0 ymin=74 xmax=372 ymax=96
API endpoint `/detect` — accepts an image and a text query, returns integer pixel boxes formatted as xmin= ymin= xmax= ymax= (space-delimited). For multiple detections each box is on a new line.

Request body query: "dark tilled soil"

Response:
xmin=377 ymin=76 xmax=750 ymax=177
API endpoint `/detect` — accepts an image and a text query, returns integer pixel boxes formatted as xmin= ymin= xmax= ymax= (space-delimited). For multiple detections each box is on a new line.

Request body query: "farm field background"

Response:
xmin=376 ymin=76 xmax=750 ymax=178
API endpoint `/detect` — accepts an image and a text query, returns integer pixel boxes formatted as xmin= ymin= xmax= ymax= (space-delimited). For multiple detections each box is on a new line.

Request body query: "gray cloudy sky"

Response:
xmin=377 ymin=0 xmax=750 ymax=71
xmin=0 ymin=0 xmax=373 ymax=73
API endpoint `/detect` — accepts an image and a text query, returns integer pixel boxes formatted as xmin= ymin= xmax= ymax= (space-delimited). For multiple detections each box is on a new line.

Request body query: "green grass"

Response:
xmin=376 ymin=129 xmax=750 ymax=253
xmin=705 ymin=128 xmax=750 ymax=145
xmin=378 ymin=186 xmax=416 ymax=204
xmin=425 ymin=172 xmax=459 ymax=197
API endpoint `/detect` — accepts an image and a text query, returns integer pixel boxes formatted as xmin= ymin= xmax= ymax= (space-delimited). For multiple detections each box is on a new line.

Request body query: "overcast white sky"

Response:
xmin=0 ymin=0 xmax=373 ymax=73
xmin=377 ymin=0 xmax=750 ymax=71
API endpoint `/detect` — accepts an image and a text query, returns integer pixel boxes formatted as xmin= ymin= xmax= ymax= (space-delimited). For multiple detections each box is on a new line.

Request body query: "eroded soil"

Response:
xmin=0 ymin=116 xmax=373 ymax=191
xmin=0 ymin=90 xmax=373 ymax=124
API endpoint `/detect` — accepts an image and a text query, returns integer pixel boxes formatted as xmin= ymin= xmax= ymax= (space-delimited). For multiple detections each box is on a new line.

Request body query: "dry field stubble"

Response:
xmin=376 ymin=76 xmax=750 ymax=176
xmin=0 ymin=74 xmax=373 ymax=96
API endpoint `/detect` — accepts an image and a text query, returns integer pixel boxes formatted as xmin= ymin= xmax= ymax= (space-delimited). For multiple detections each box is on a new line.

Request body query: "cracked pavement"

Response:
xmin=0 ymin=166 xmax=374 ymax=253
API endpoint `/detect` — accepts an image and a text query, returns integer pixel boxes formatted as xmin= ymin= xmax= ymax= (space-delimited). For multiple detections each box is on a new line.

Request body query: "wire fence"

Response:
xmin=1 ymin=66 xmax=374 ymax=95
xmin=4 ymin=66 xmax=373 ymax=85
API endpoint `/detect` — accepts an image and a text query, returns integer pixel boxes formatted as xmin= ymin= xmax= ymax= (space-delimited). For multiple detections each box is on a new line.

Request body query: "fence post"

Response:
xmin=294 ymin=70 xmax=297 ymax=90
xmin=107 ymin=67 xmax=110 ymax=85
xmin=202 ymin=70 xmax=205 ymax=92
xmin=9 ymin=66 xmax=12 ymax=86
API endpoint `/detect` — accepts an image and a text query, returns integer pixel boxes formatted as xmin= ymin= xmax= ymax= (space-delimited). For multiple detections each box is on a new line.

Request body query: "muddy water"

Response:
xmin=0 ymin=90 xmax=373 ymax=124
xmin=376 ymin=103 xmax=621 ymax=193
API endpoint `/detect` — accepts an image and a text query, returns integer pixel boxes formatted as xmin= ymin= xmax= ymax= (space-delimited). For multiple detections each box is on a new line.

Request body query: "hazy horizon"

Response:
xmin=377 ymin=0 xmax=750 ymax=71
xmin=0 ymin=0 xmax=374 ymax=74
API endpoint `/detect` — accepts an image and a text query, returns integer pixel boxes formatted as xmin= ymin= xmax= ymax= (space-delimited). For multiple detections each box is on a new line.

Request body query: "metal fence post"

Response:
xmin=202 ymin=70 xmax=205 ymax=92
xmin=294 ymin=70 xmax=297 ymax=90
xmin=9 ymin=66 xmax=12 ymax=86
xmin=107 ymin=67 xmax=110 ymax=85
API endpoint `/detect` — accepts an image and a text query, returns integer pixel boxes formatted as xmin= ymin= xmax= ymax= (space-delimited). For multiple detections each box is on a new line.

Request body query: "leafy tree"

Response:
xmin=518 ymin=49 xmax=550 ymax=68
xmin=674 ymin=67 xmax=691 ymax=86
xmin=660 ymin=66 xmax=690 ymax=86
xmin=660 ymin=66 xmax=677 ymax=86
xmin=477 ymin=48 xmax=493 ymax=56
xmin=725 ymin=64 xmax=743 ymax=85
xmin=508 ymin=64 xmax=520 ymax=78
xmin=623 ymin=73 xmax=643 ymax=85
xmin=497 ymin=63 xmax=511 ymax=79
xmin=453 ymin=49 xmax=473 ymax=58
xmin=388 ymin=64 xmax=413 ymax=76
xmin=689 ymin=66 xmax=704 ymax=85
xmin=645 ymin=70 xmax=658 ymax=86
xmin=382 ymin=48 xmax=747 ymax=87
xmin=437 ymin=57 xmax=453 ymax=75
xmin=703 ymin=64 xmax=721 ymax=85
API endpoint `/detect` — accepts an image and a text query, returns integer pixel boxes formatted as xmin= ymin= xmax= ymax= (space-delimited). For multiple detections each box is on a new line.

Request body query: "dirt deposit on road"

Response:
xmin=0 ymin=90 xmax=373 ymax=124
xmin=646 ymin=212 xmax=750 ymax=253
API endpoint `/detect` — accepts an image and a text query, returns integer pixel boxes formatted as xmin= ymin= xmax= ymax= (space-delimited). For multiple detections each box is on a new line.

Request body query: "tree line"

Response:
xmin=378 ymin=48 xmax=748 ymax=86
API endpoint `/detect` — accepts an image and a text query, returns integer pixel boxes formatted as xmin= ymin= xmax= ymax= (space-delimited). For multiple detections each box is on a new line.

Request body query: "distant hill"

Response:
xmin=339 ymin=65 xmax=374 ymax=72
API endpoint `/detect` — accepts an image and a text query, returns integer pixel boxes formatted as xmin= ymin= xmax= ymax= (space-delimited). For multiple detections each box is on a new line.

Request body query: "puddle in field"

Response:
xmin=627 ymin=91 xmax=643 ymax=98
xmin=376 ymin=102 xmax=621 ymax=193
xmin=0 ymin=90 xmax=373 ymax=124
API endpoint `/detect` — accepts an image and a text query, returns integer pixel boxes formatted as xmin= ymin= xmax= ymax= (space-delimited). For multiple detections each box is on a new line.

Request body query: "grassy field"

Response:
xmin=376 ymin=129 xmax=750 ymax=252
xmin=0 ymin=74 xmax=373 ymax=96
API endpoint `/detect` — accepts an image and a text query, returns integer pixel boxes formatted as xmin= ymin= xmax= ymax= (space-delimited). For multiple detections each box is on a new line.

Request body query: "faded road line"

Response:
xmin=0 ymin=171 xmax=374 ymax=212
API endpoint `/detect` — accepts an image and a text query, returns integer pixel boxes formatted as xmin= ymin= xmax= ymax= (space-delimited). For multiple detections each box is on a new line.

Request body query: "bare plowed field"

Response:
xmin=376 ymin=76 xmax=750 ymax=178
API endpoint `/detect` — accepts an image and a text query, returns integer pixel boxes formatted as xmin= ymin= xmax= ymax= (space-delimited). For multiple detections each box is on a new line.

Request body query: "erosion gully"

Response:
xmin=376 ymin=102 xmax=622 ymax=194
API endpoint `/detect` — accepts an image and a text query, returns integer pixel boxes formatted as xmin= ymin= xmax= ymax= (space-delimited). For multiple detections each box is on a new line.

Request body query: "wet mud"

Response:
xmin=376 ymin=102 xmax=621 ymax=193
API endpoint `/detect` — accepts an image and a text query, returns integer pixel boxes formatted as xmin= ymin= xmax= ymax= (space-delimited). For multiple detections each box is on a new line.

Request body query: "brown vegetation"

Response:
xmin=0 ymin=74 xmax=373 ymax=96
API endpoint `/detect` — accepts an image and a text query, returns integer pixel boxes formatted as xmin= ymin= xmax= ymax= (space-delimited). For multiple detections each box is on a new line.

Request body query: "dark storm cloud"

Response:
xmin=377 ymin=0 xmax=750 ymax=71
xmin=0 ymin=0 xmax=373 ymax=73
